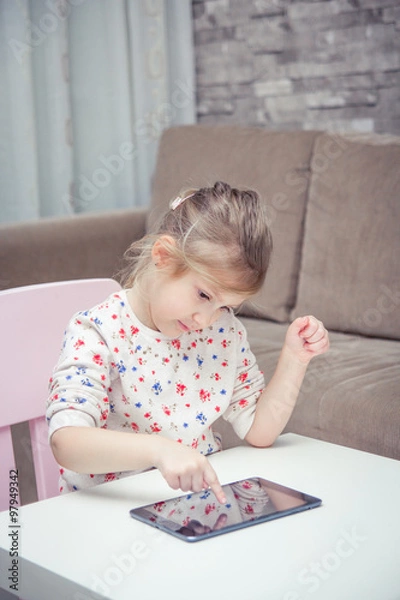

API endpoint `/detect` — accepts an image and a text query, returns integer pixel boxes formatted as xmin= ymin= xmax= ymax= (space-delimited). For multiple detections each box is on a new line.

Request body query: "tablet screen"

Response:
xmin=129 ymin=477 xmax=321 ymax=542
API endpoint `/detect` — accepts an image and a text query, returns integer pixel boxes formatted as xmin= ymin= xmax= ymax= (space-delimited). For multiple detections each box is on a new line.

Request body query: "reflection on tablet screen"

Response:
xmin=130 ymin=477 xmax=321 ymax=541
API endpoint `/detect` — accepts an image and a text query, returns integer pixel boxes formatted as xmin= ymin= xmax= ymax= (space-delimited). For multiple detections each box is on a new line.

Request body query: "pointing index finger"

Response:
xmin=204 ymin=470 xmax=226 ymax=504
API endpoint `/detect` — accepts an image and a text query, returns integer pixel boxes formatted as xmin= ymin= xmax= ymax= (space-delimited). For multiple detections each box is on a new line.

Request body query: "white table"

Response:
xmin=1 ymin=434 xmax=399 ymax=600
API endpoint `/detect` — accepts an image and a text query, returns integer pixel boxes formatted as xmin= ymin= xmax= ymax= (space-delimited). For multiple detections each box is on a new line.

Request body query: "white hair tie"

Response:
xmin=170 ymin=193 xmax=194 ymax=211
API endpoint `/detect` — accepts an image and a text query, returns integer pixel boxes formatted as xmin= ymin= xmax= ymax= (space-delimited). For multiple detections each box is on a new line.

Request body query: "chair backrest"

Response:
xmin=0 ymin=278 xmax=122 ymax=510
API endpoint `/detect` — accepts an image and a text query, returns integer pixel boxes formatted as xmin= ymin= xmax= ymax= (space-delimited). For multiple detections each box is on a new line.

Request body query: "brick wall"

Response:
xmin=192 ymin=0 xmax=400 ymax=134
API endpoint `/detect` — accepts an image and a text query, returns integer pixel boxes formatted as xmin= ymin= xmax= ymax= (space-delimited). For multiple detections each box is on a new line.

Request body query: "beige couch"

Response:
xmin=2 ymin=125 xmax=399 ymax=461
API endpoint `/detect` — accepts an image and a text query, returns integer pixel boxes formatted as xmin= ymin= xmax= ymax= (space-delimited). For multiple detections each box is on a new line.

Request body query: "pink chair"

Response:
xmin=0 ymin=278 xmax=122 ymax=511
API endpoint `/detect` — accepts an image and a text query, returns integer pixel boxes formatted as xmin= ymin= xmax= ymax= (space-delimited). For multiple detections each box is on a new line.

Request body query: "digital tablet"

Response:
xmin=129 ymin=476 xmax=322 ymax=542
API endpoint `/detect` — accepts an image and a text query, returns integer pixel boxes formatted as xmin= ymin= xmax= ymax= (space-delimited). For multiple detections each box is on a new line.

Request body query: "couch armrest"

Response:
xmin=0 ymin=208 xmax=148 ymax=290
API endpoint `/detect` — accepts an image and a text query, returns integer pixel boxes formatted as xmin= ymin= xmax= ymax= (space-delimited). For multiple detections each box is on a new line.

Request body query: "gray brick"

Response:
xmin=194 ymin=0 xmax=400 ymax=135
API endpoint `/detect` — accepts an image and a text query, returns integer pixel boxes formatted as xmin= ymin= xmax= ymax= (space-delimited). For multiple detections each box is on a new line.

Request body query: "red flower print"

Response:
xmin=215 ymin=406 xmax=221 ymax=412
xmin=191 ymin=341 xmax=196 ymax=348
xmin=104 ymin=473 xmax=117 ymax=482
xmin=191 ymin=439 xmax=198 ymax=449
xmin=101 ymin=374 xmax=106 ymax=381
xmin=185 ymin=403 xmax=191 ymax=408
xmin=238 ymin=399 xmax=248 ymax=408
xmin=221 ymin=339 xmax=228 ymax=348
xmin=114 ymin=347 xmax=119 ymax=354
xmin=176 ymin=382 xmax=187 ymax=396
xmin=213 ymin=373 xmax=221 ymax=381
xmin=205 ymin=503 xmax=216 ymax=515
xmin=92 ymin=353 xmax=103 ymax=366
xmin=111 ymin=314 xmax=117 ymax=320
xmin=74 ymin=338 xmax=85 ymax=350
xmin=199 ymin=389 xmax=211 ymax=402
xmin=207 ymin=338 xmax=213 ymax=344
xmin=171 ymin=339 xmax=181 ymax=350
xmin=100 ymin=409 xmax=109 ymax=421
xmin=60 ymin=468 xmax=64 ymax=475
xmin=162 ymin=405 xmax=171 ymax=416
xmin=124 ymin=412 xmax=130 ymax=417
xmin=131 ymin=422 xmax=139 ymax=432
xmin=102 ymin=397 xmax=109 ymax=403
xmin=239 ymin=372 xmax=249 ymax=383
xmin=144 ymin=412 xmax=152 ymax=419
xmin=221 ymin=361 xmax=228 ymax=367
xmin=244 ymin=504 xmax=254 ymax=514
xmin=119 ymin=328 xmax=126 ymax=339
xmin=150 ymin=422 xmax=162 ymax=433
xmin=243 ymin=358 xmax=250 ymax=367
xmin=242 ymin=480 xmax=253 ymax=489
xmin=131 ymin=326 xmax=139 ymax=335
xmin=153 ymin=501 xmax=166 ymax=512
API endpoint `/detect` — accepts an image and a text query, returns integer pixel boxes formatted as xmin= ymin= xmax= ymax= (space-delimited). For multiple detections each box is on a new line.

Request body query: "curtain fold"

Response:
xmin=0 ymin=0 xmax=195 ymax=224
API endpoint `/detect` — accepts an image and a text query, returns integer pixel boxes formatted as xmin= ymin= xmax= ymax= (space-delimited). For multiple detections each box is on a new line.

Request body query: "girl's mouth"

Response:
xmin=178 ymin=320 xmax=190 ymax=332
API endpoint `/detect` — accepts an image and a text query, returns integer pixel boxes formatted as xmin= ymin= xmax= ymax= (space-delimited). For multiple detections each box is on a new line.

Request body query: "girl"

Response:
xmin=47 ymin=181 xmax=329 ymax=505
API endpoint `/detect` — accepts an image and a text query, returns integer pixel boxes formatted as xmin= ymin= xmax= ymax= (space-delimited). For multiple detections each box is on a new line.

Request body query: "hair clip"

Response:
xmin=170 ymin=193 xmax=193 ymax=211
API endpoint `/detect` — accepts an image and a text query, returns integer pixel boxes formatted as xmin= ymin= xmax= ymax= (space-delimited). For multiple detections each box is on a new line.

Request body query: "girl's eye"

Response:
xmin=198 ymin=290 xmax=210 ymax=301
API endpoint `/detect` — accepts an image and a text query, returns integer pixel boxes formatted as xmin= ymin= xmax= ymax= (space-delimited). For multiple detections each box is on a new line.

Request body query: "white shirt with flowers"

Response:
xmin=46 ymin=291 xmax=265 ymax=493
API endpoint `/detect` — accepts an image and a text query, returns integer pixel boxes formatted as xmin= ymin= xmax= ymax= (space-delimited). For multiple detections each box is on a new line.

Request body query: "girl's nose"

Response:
xmin=193 ymin=309 xmax=216 ymax=330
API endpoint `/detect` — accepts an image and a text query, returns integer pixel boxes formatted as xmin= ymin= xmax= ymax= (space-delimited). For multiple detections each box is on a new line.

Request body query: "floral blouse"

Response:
xmin=46 ymin=291 xmax=265 ymax=493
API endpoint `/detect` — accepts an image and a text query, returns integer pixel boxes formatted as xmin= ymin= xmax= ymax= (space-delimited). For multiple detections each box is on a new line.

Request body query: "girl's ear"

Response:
xmin=151 ymin=235 xmax=176 ymax=268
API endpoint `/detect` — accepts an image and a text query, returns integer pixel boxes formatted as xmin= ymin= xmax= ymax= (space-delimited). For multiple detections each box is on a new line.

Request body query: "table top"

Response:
xmin=1 ymin=433 xmax=399 ymax=600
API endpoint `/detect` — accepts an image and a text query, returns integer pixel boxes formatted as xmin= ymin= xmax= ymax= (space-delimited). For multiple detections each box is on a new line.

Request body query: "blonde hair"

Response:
xmin=120 ymin=181 xmax=273 ymax=297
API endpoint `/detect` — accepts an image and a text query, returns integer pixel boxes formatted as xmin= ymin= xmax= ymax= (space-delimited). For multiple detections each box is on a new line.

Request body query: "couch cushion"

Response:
xmin=0 ymin=209 xmax=147 ymax=290
xmin=150 ymin=125 xmax=319 ymax=322
xmin=241 ymin=317 xmax=400 ymax=460
xmin=292 ymin=132 xmax=400 ymax=339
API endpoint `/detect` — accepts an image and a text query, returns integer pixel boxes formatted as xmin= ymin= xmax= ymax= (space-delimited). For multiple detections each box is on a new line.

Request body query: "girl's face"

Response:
xmin=131 ymin=268 xmax=247 ymax=338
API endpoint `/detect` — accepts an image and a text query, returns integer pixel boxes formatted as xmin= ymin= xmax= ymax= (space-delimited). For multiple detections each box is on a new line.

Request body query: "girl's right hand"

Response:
xmin=153 ymin=438 xmax=226 ymax=504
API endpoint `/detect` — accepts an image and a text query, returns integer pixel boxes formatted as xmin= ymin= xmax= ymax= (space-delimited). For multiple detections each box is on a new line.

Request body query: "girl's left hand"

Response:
xmin=284 ymin=315 xmax=330 ymax=365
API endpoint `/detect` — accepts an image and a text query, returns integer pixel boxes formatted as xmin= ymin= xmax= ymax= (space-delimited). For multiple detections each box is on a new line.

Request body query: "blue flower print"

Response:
xmin=135 ymin=402 xmax=142 ymax=408
xmin=115 ymin=361 xmax=126 ymax=374
xmin=81 ymin=378 xmax=94 ymax=387
xmin=196 ymin=412 xmax=207 ymax=425
xmin=200 ymin=489 xmax=211 ymax=500
xmin=183 ymin=422 xmax=189 ymax=429
xmin=196 ymin=355 xmax=204 ymax=368
xmin=218 ymin=327 xmax=224 ymax=333
xmin=76 ymin=366 xmax=87 ymax=375
xmin=92 ymin=317 xmax=102 ymax=326
xmin=152 ymin=381 xmax=162 ymax=395
xmin=75 ymin=397 xmax=87 ymax=404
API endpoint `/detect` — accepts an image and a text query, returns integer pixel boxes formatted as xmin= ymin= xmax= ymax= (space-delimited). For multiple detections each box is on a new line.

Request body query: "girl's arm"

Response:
xmin=51 ymin=427 xmax=226 ymax=503
xmin=245 ymin=315 xmax=329 ymax=448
